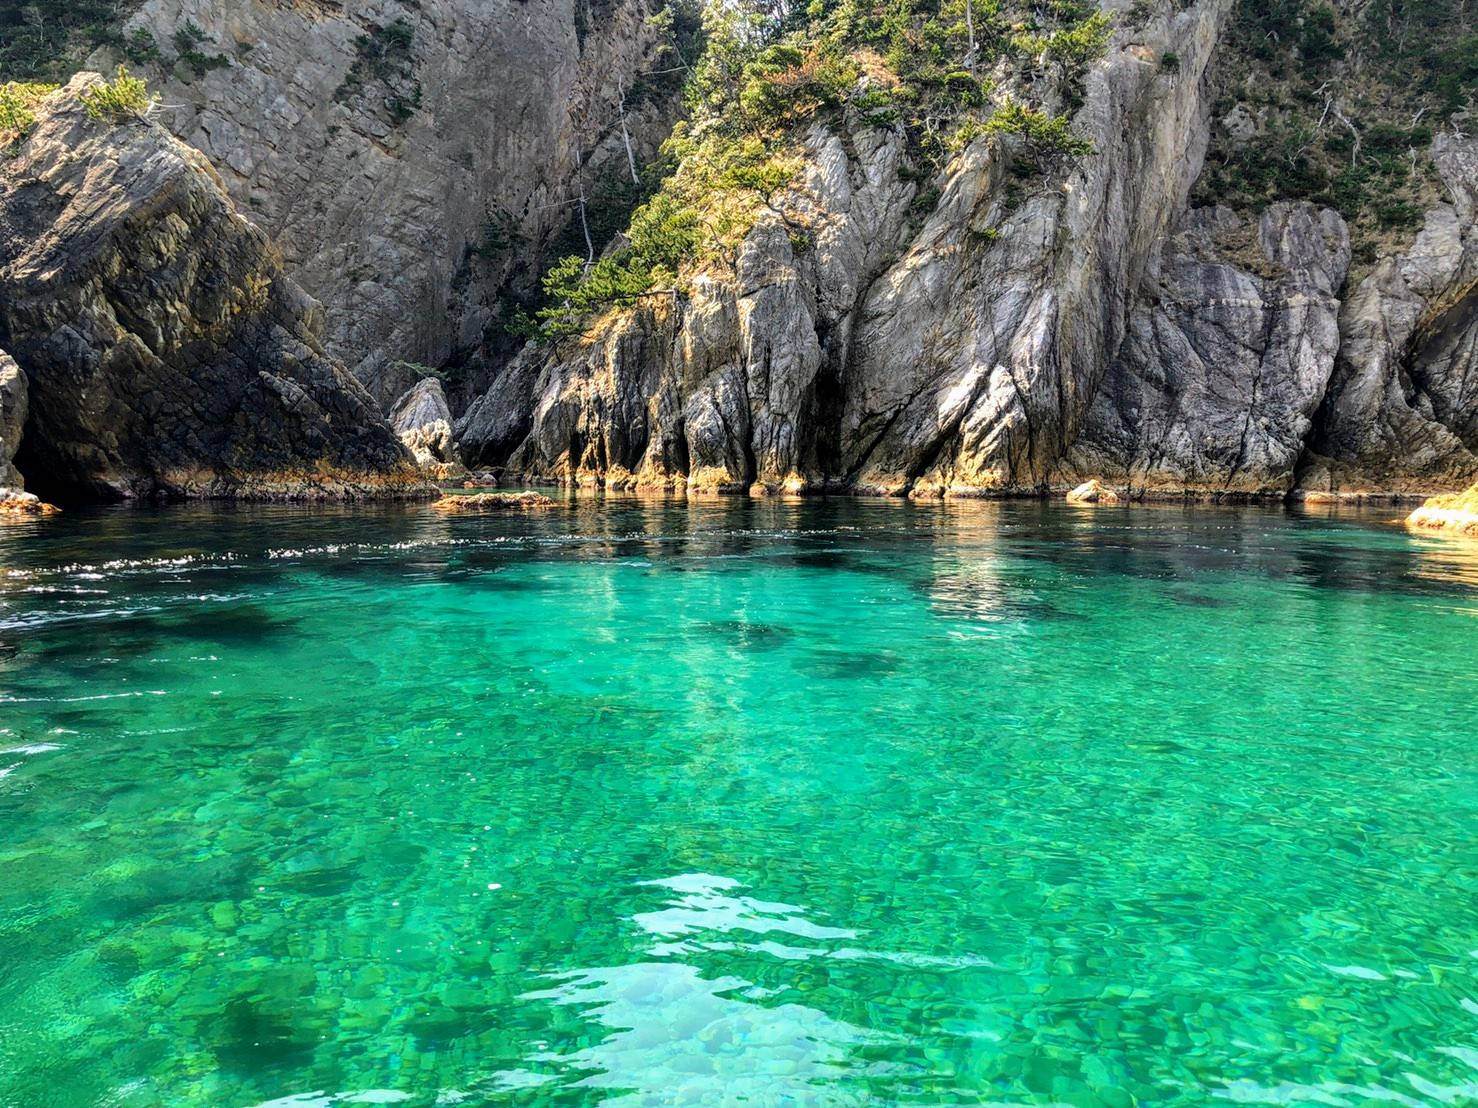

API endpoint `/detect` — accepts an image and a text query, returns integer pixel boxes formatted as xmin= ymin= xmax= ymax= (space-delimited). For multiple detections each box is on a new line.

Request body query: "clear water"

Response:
xmin=1 ymin=497 xmax=1476 ymax=1107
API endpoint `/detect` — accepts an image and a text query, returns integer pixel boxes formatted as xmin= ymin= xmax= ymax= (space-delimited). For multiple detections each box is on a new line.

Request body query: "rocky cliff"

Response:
xmin=1299 ymin=134 xmax=1478 ymax=497
xmin=0 ymin=352 xmax=25 ymax=491
xmin=6 ymin=0 xmax=1474 ymax=505
xmin=452 ymin=0 xmax=1478 ymax=501
xmin=0 ymin=76 xmax=426 ymax=503
xmin=1061 ymin=202 xmax=1352 ymax=497
xmin=111 ymin=0 xmax=686 ymax=399
xmin=460 ymin=0 xmax=1235 ymax=494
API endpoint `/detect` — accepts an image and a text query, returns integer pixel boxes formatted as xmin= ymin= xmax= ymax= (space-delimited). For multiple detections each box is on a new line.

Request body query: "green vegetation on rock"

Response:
xmin=79 ymin=65 xmax=153 ymax=122
xmin=1197 ymin=0 xmax=1476 ymax=252
xmin=0 ymin=80 xmax=56 ymax=145
xmin=526 ymin=0 xmax=1109 ymax=339
xmin=171 ymin=21 xmax=229 ymax=79
xmin=335 ymin=18 xmax=421 ymax=125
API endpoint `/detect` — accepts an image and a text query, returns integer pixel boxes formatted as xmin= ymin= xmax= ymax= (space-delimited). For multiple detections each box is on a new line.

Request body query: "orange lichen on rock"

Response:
xmin=0 ymin=489 xmax=59 ymax=517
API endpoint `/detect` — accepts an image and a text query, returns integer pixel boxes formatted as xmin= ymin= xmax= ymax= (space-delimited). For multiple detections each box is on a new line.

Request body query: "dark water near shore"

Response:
xmin=1 ymin=497 xmax=1475 ymax=1106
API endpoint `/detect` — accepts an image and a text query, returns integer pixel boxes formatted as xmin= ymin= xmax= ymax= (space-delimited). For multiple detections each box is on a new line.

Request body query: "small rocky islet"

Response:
xmin=1406 ymin=481 xmax=1478 ymax=537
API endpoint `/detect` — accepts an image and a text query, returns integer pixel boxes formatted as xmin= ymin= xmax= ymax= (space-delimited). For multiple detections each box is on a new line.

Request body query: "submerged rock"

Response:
xmin=1405 ymin=482 xmax=1478 ymax=537
xmin=0 ymin=76 xmax=429 ymax=503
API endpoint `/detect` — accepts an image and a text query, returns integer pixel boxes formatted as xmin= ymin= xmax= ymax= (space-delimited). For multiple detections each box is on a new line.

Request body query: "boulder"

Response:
xmin=1066 ymin=479 xmax=1119 ymax=504
xmin=0 ymin=489 xmax=59 ymax=518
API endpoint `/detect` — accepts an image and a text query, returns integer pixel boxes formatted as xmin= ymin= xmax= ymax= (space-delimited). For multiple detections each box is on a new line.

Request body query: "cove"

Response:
xmin=1 ymin=497 xmax=1476 ymax=1106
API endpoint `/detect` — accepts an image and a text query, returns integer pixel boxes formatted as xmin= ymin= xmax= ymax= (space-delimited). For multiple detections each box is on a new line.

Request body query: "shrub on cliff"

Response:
xmin=0 ymin=83 xmax=58 ymax=146
xmin=525 ymin=0 xmax=1106 ymax=338
xmin=982 ymin=96 xmax=1093 ymax=169
xmin=80 ymin=67 xmax=154 ymax=122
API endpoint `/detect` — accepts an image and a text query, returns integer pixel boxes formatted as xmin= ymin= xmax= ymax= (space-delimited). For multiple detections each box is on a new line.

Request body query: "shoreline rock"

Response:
xmin=1405 ymin=483 xmax=1478 ymax=537
xmin=1066 ymin=479 xmax=1120 ymax=505
xmin=429 ymin=491 xmax=556 ymax=513
xmin=0 ymin=488 xmax=59 ymax=518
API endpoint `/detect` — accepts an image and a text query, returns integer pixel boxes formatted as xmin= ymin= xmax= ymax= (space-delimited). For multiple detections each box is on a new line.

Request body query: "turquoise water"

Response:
xmin=1 ymin=497 xmax=1476 ymax=1107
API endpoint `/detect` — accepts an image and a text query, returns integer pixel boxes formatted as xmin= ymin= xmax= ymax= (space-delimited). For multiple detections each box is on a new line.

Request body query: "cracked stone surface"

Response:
xmin=1298 ymin=134 xmax=1478 ymax=497
xmin=460 ymin=1 xmax=1237 ymax=496
xmin=1060 ymin=202 xmax=1350 ymax=497
xmin=390 ymin=377 xmax=458 ymax=466
xmin=459 ymin=4 xmax=1477 ymax=501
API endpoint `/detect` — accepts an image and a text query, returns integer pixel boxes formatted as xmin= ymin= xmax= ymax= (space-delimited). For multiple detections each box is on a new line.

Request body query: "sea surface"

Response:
xmin=0 ymin=496 xmax=1475 ymax=1107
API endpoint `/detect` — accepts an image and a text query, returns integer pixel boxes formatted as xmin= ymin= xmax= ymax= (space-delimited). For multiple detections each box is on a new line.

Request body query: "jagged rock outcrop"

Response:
xmin=462 ymin=1 xmax=1234 ymax=495
xmin=0 ymin=76 xmax=427 ymax=502
xmin=115 ymin=0 xmax=680 ymax=391
xmin=389 ymin=376 xmax=457 ymax=467
xmin=1298 ymin=134 xmax=1478 ymax=497
xmin=1061 ymin=202 xmax=1350 ymax=497
xmin=460 ymin=122 xmax=921 ymax=492
xmin=0 ymin=352 xmax=26 ymax=490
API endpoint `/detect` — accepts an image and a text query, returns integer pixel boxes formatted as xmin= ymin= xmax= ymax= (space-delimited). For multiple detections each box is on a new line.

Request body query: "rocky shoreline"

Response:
xmin=1 ymin=0 xmax=1474 ymax=515
xmin=1405 ymin=483 xmax=1478 ymax=537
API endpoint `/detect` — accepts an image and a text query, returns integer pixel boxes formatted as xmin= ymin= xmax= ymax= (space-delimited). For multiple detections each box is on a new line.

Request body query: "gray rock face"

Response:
xmin=1063 ymin=202 xmax=1350 ymax=496
xmin=460 ymin=121 xmax=921 ymax=491
xmin=1300 ymin=134 xmax=1478 ymax=496
xmin=461 ymin=13 xmax=1478 ymax=499
xmin=389 ymin=377 xmax=457 ymax=466
xmin=118 ymin=0 xmax=676 ymax=382
xmin=0 ymin=352 xmax=27 ymax=490
xmin=0 ymin=76 xmax=427 ymax=502
xmin=58 ymin=1 xmax=1471 ymax=502
xmin=462 ymin=2 xmax=1236 ymax=494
